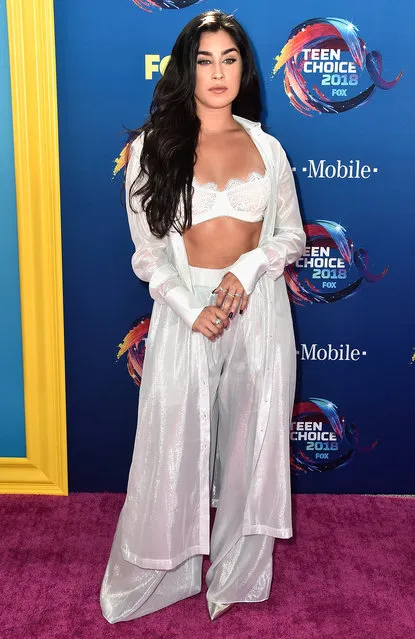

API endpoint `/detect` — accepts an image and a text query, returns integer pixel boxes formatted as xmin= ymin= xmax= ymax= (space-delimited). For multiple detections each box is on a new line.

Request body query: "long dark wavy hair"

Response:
xmin=128 ymin=10 xmax=262 ymax=238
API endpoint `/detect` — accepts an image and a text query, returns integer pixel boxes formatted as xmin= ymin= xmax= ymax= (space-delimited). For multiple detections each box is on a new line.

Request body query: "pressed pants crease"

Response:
xmin=100 ymin=264 xmax=275 ymax=623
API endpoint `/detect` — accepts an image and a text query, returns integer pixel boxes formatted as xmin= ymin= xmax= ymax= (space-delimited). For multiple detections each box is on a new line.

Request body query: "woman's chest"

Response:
xmin=194 ymin=132 xmax=266 ymax=190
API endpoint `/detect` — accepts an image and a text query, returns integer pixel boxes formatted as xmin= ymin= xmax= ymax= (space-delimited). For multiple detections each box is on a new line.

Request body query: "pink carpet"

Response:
xmin=1 ymin=493 xmax=414 ymax=638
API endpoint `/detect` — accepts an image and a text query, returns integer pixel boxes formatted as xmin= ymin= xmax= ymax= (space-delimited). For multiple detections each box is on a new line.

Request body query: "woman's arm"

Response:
xmin=126 ymin=135 xmax=204 ymax=329
xmin=227 ymin=141 xmax=306 ymax=295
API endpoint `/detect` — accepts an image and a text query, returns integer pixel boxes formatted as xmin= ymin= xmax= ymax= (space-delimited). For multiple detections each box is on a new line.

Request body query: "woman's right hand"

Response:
xmin=192 ymin=306 xmax=230 ymax=340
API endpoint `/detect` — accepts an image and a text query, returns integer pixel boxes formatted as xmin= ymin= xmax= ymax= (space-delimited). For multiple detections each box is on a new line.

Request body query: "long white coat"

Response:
xmin=119 ymin=115 xmax=306 ymax=570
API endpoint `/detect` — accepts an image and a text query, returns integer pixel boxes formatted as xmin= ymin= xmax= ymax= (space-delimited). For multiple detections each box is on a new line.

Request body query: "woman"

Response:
xmin=100 ymin=10 xmax=306 ymax=623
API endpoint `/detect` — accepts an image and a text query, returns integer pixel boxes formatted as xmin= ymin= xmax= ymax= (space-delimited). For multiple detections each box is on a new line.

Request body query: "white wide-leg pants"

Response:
xmin=100 ymin=264 xmax=275 ymax=623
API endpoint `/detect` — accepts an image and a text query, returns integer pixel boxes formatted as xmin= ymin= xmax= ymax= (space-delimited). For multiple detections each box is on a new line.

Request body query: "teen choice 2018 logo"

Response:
xmin=291 ymin=398 xmax=378 ymax=474
xmin=284 ymin=220 xmax=388 ymax=305
xmin=131 ymin=0 xmax=201 ymax=11
xmin=272 ymin=17 xmax=402 ymax=116
xmin=117 ymin=314 xmax=151 ymax=387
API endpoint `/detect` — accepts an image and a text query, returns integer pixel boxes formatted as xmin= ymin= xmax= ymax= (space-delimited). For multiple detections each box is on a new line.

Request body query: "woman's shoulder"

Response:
xmin=113 ymin=131 xmax=145 ymax=177
xmin=233 ymin=114 xmax=286 ymax=158
xmin=258 ymin=127 xmax=285 ymax=156
xmin=128 ymin=131 xmax=145 ymax=160
xmin=130 ymin=130 xmax=145 ymax=149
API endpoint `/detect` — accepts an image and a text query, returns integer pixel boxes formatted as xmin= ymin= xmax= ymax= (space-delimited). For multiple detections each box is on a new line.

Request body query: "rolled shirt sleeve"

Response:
xmin=126 ymin=136 xmax=204 ymax=329
xmin=227 ymin=144 xmax=306 ymax=295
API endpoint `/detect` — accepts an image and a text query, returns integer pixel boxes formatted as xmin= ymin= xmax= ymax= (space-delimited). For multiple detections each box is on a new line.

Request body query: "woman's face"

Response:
xmin=194 ymin=29 xmax=243 ymax=112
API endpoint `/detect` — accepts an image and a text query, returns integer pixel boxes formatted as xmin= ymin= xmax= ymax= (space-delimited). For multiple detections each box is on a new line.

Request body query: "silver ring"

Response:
xmin=214 ymin=318 xmax=222 ymax=326
xmin=234 ymin=292 xmax=242 ymax=297
xmin=226 ymin=292 xmax=235 ymax=298
xmin=218 ymin=286 xmax=228 ymax=293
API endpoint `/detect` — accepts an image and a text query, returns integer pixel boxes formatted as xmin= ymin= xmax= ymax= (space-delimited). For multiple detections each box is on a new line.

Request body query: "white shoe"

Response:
xmin=207 ymin=601 xmax=234 ymax=621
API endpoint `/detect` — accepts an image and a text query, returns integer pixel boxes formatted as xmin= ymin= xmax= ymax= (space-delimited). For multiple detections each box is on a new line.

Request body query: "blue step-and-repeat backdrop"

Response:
xmin=53 ymin=0 xmax=413 ymax=493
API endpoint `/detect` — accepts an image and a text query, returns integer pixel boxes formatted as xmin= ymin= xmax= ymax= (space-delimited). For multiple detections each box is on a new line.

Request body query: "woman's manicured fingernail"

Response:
xmin=228 ymin=312 xmax=233 ymax=319
xmin=239 ymin=309 xmax=243 ymax=315
xmin=212 ymin=290 xmax=216 ymax=294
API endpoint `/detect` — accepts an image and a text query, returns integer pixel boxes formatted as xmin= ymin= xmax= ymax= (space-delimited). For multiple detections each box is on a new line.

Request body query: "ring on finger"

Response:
xmin=218 ymin=286 xmax=228 ymax=293
xmin=234 ymin=292 xmax=242 ymax=297
xmin=226 ymin=292 xmax=235 ymax=298
xmin=214 ymin=318 xmax=223 ymax=326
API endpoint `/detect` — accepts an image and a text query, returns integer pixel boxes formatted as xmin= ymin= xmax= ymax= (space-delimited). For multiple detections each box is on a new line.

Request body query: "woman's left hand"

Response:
xmin=212 ymin=272 xmax=248 ymax=317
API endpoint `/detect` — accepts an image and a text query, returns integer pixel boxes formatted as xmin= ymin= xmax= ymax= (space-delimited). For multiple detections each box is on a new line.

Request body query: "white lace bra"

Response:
xmin=190 ymin=171 xmax=270 ymax=226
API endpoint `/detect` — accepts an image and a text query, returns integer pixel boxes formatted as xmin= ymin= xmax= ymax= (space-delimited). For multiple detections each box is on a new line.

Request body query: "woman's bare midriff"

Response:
xmin=184 ymin=217 xmax=263 ymax=268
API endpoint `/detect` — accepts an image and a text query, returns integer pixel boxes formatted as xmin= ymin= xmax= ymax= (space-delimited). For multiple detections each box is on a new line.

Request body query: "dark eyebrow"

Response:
xmin=197 ymin=47 xmax=239 ymax=56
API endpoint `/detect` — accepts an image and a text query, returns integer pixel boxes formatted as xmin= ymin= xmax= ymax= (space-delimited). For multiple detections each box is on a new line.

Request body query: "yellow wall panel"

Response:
xmin=0 ymin=0 xmax=67 ymax=494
